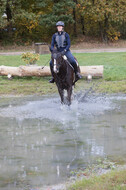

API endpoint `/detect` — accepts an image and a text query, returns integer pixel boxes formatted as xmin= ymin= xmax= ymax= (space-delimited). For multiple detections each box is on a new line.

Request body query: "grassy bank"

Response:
xmin=68 ymin=169 xmax=126 ymax=190
xmin=0 ymin=52 xmax=126 ymax=95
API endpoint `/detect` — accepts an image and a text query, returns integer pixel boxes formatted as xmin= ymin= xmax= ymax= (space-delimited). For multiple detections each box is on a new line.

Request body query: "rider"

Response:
xmin=49 ymin=21 xmax=82 ymax=83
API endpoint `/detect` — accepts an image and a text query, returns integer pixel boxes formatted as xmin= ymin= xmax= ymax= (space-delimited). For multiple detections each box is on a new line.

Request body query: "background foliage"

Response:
xmin=0 ymin=0 xmax=126 ymax=45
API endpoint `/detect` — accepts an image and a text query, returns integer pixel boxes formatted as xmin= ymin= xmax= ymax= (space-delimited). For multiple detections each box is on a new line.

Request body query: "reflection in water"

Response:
xmin=0 ymin=95 xmax=126 ymax=189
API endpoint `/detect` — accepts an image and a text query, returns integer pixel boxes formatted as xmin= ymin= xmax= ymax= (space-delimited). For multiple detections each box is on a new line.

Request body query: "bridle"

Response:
xmin=52 ymin=54 xmax=69 ymax=81
xmin=52 ymin=52 xmax=63 ymax=74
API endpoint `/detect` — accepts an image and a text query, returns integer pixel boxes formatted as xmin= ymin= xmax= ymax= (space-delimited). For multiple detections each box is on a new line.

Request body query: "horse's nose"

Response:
xmin=54 ymin=68 xmax=59 ymax=73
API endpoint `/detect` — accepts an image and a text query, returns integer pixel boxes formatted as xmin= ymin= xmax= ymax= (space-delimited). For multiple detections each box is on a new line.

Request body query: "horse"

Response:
xmin=50 ymin=49 xmax=80 ymax=106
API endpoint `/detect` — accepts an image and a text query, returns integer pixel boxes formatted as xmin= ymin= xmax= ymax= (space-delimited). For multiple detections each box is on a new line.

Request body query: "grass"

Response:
xmin=74 ymin=52 xmax=126 ymax=81
xmin=0 ymin=76 xmax=57 ymax=95
xmin=0 ymin=52 xmax=126 ymax=95
xmin=68 ymin=169 xmax=126 ymax=190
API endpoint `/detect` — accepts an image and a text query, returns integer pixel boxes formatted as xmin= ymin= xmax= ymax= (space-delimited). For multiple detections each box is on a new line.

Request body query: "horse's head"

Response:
xmin=51 ymin=49 xmax=63 ymax=73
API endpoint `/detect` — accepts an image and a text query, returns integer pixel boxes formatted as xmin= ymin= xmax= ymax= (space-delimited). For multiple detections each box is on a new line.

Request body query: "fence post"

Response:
xmin=34 ymin=43 xmax=50 ymax=54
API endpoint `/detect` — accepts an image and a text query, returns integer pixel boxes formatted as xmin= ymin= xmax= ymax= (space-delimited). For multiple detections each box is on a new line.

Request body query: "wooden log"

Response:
xmin=0 ymin=65 xmax=103 ymax=77
xmin=80 ymin=65 xmax=103 ymax=77
xmin=0 ymin=66 xmax=51 ymax=77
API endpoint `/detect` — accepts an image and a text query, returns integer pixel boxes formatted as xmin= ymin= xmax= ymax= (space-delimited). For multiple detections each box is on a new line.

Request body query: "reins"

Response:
xmin=63 ymin=56 xmax=74 ymax=71
xmin=41 ymin=43 xmax=51 ymax=69
xmin=41 ymin=58 xmax=50 ymax=69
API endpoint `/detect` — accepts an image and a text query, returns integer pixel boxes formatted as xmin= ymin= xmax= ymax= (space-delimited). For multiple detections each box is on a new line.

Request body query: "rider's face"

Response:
xmin=57 ymin=26 xmax=63 ymax=32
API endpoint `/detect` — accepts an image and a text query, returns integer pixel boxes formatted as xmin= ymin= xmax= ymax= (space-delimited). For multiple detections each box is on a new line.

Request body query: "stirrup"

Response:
xmin=49 ymin=78 xmax=55 ymax=83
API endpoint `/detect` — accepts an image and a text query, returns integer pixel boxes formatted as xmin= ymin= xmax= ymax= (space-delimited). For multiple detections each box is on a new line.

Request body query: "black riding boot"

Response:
xmin=72 ymin=63 xmax=82 ymax=81
xmin=49 ymin=65 xmax=55 ymax=83
xmin=76 ymin=72 xmax=82 ymax=80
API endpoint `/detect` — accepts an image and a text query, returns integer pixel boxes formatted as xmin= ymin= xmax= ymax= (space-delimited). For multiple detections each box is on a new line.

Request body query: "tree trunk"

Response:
xmin=73 ymin=7 xmax=77 ymax=37
xmin=99 ymin=22 xmax=104 ymax=41
xmin=122 ymin=19 xmax=126 ymax=39
xmin=6 ymin=1 xmax=12 ymax=21
xmin=103 ymin=13 xmax=109 ymax=43
xmin=92 ymin=0 xmax=95 ymax=5
xmin=99 ymin=14 xmax=109 ymax=43
xmin=80 ymin=15 xmax=85 ymax=35
xmin=102 ymin=0 xmax=109 ymax=43
xmin=6 ymin=0 xmax=13 ymax=37
xmin=73 ymin=0 xmax=78 ymax=37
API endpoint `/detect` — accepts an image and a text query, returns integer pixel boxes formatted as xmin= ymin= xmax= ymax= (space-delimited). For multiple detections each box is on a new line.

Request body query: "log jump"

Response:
xmin=0 ymin=65 xmax=103 ymax=78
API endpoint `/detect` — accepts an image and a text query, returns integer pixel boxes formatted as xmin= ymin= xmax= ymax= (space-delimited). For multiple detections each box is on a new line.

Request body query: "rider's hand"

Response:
xmin=61 ymin=49 xmax=66 ymax=55
xmin=49 ymin=47 xmax=54 ymax=52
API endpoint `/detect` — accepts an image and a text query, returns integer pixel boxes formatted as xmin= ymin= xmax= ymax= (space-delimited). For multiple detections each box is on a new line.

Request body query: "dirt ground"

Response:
xmin=72 ymin=37 xmax=126 ymax=49
xmin=0 ymin=48 xmax=126 ymax=55
xmin=0 ymin=38 xmax=126 ymax=55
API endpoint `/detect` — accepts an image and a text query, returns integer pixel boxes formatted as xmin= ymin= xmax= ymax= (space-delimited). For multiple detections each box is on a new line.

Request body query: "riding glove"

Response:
xmin=61 ymin=49 xmax=66 ymax=55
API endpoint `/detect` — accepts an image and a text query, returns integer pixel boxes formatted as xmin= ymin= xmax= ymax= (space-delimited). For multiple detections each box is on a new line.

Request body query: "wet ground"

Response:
xmin=0 ymin=93 xmax=126 ymax=190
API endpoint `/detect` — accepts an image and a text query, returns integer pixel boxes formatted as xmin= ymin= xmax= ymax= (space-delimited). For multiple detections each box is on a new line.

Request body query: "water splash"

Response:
xmin=0 ymin=94 xmax=115 ymax=122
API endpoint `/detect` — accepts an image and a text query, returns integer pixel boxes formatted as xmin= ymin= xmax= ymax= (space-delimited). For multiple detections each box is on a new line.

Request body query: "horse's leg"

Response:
xmin=67 ymin=86 xmax=72 ymax=106
xmin=58 ymin=88 xmax=64 ymax=104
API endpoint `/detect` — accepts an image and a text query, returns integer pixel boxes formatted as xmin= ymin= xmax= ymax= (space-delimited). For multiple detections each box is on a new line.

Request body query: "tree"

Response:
xmin=0 ymin=0 xmax=126 ymax=44
xmin=78 ymin=0 xmax=126 ymax=42
xmin=39 ymin=0 xmax=75 ymax=27
xmin=0 ymin=0 xmax=7 ymax=27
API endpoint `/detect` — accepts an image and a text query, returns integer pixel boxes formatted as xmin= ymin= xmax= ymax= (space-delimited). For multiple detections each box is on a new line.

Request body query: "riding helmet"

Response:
xmin=56 ymin=21 xmax=64 ymax=27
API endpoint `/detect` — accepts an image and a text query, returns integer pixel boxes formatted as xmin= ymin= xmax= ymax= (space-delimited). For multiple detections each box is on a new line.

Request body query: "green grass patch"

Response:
xmin=96 ymin=80 xmax=126 ymax=93
xmin=0 ymin=52 xmax=126 ymax=95
xmin=0 ymin=76 xmax=57 ymax=95
xmin=69 ymin=169 xmax=126 ymax=190
xmin=74 ymin=52 xmax=126 ymax=81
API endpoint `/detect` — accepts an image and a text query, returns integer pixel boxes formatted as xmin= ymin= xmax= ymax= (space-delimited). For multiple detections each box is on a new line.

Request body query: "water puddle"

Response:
xmin=0 ymin=94 xmax=126 ymax=190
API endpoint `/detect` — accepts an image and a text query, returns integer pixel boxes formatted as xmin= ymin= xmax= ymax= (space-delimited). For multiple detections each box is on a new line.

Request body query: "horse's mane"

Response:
xmin=51 ymin=49 xmax=59 ymax=54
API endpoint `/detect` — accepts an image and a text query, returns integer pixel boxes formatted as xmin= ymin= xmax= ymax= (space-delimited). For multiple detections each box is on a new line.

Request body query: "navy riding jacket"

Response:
xmin=50 ymin=31 xmax=70 ymax=52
